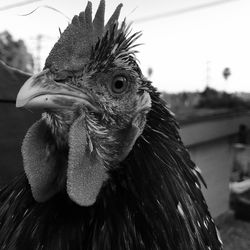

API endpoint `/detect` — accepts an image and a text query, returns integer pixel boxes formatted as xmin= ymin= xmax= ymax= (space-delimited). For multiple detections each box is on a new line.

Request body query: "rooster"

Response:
xmin=0 ymin=1 xmax=222 ymax=249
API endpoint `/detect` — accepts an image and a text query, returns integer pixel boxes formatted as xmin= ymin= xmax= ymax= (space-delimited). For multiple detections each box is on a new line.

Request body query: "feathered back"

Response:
xmin=45 ymin=0 xmax=123 ymax=72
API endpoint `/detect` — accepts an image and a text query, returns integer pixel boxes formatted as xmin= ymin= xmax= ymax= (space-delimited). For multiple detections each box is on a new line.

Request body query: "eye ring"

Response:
xmin=111 ymin=75 xmax=128 ymax=95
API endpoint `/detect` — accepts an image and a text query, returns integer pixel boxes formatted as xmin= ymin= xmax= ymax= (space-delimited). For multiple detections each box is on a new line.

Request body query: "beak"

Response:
xmin=16 ymin=69 xmax=98 ymax=111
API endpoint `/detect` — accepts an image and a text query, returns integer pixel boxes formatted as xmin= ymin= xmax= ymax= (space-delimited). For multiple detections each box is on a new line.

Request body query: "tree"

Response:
xmin=0 ymin=31 xmax=34 ymax=73
xmin=197 ymin=87 xmax=250 ymax=109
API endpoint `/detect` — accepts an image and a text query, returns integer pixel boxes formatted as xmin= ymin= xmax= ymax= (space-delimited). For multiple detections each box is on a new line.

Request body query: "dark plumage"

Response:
xmin=0 ymin=1 xmax=222 ymax=249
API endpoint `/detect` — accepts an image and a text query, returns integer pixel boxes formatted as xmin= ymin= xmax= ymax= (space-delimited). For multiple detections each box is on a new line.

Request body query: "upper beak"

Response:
xmin=16 ymin=69 xmax=98 ymax=111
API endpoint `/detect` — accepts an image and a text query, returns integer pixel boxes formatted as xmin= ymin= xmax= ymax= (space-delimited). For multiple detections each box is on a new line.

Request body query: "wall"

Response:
xmin=0 ymin=102 xmax=40 ymax=186
xmin=189 ymin=137 xmax=234 ymax=217
xmin=180 ymin=112 xmax=250 ymax=217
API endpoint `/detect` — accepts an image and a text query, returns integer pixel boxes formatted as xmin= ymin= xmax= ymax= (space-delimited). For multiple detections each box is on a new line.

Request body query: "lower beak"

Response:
xmin=16 ymin=69 xmax=97 ymax=111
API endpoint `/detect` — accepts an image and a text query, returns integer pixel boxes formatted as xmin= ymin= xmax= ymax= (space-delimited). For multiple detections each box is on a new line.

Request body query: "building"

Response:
xmin=180 ymin=111 xmax=250 ymax=217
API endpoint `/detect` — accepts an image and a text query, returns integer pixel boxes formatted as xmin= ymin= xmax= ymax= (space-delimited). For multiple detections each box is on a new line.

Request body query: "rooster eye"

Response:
xmin=111 ymin=76 xmax=128 ymax=94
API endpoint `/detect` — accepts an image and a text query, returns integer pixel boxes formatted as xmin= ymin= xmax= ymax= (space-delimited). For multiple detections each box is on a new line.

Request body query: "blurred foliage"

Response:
xmin=161 ymin=87 xmax=250 ymax=123
xmin=161 ymin=91 xmax=200 ymax=113
xmin=0 ymin=31 xmax=34 ymax=73
xmin=197 ymin=87 xmax=250 ymax=110
xmin=161 ymin=87 xmax=250 ymax=112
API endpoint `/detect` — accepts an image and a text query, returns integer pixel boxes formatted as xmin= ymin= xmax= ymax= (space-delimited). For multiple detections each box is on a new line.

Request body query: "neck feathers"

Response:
xmin=0 ymin=93 xmax=222 ymax=249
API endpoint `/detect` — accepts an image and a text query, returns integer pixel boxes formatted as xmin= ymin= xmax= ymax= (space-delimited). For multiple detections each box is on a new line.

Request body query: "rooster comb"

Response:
xmin=45 ymin=0 xmax=123 ymax=72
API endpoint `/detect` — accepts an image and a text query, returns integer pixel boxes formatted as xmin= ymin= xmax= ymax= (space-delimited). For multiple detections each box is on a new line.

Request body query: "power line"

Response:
xmin=0 ymin=0 xmax=43 ymax=11
xmin=134 ymin=0 xmax=240 ymax=23
xmin=19 ymin=5 xmax=70 ymax=21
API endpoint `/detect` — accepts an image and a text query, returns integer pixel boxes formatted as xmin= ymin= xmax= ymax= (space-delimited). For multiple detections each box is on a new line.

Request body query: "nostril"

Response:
xmin=54 ymin=71 xmax=73 ymax=81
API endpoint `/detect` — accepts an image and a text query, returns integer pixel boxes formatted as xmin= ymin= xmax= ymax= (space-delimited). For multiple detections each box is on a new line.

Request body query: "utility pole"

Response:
xmin=35 ymin=34 xmax=43 ymax=73
xmin=206 ymin=60 xmax=211 ymax=88
xmin=30 ymin=34 xmax=57 ymax=73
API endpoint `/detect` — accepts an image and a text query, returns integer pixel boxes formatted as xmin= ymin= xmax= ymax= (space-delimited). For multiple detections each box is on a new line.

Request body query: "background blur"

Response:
xmin=0 ymin=0 xmax=250 ymax=93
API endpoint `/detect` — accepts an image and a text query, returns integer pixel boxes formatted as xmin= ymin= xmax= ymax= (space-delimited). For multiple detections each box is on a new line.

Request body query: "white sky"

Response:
xmin=0 ymin=0 xmax=250 ymax=93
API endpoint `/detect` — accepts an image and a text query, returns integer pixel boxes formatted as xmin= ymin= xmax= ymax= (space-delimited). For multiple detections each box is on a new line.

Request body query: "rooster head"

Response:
xmin=16 ymin=0 xmax=151 ymax=206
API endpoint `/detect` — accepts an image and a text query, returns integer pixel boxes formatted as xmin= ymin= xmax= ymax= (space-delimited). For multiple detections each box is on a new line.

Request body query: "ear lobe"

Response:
xmin=22 ymin=119 xmax=60 ymax=202
xmin=117 ymin=111 xmax=147 ymax=162
xmin=67 ymin=115 xmax=108 ymax=206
